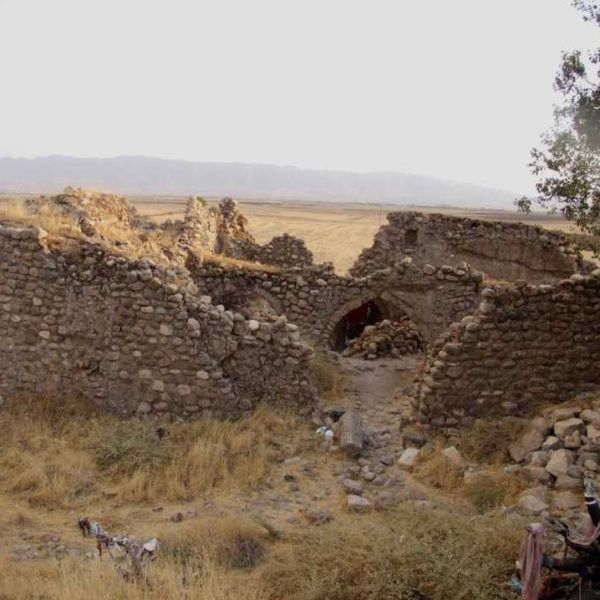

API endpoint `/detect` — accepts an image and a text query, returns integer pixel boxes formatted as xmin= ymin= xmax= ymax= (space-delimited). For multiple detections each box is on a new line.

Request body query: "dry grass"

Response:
xmin=0 ymin=398 xmax=295 ymax=507
xmin=308 ymin=345 xmax=345 ymax=403
xmin=458 ymin=418 xmax=527 ymax=464
xmin=261 ymin=506 xmax=522 ymax=600
xmin=0 ymin=198 xmax=80 ymax=236
xmin=202 ymin=250 xmax=282 ymax=273
xmin=0 ymin=552 xmax=270 ymax=600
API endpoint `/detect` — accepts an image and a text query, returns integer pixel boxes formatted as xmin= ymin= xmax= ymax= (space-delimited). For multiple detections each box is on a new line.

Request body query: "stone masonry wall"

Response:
xmin=190 ymin=260 xmax=482 ymax=348
xmin=253 ymin=234 xmax=314 ymax=269
xmin=0 ymin=224 xmax=316 ymax=419
xmin=351 ymin=211 xmax=584 ymax=283
xmin=415 ymin=271 xmax=600 ymax=431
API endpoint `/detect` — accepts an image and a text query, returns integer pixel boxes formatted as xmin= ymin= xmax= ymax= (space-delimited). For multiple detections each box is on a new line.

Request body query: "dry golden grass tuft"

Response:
xmin=308 ymin=344 xmax=345 ymax=403
xmin=262 ymin=506 xmax=522 ymax=600
xmin=0 ymin=398 xmax=295 ymax=507
xmin=0 ymin=198 xmax=80 ymax=236
xmin=0 ymin=552 xmax=270 ymax=600
xmin=201 ymin=250 xmax=282 ymax=273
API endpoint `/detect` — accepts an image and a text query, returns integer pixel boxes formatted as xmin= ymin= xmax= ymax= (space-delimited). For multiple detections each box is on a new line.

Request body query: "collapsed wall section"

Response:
xmin=415 ymin=272 xmax=600 ymax=431
xmin=190 ymin=260 xmax=482 ymax=347
xmin=351 ymin=211 xmax=583 ymax=282
xmin=0 ymin=224 xmax=316 ymax=418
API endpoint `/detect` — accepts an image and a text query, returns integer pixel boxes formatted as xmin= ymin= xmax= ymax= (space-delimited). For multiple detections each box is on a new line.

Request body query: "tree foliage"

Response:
xmin=524 ymin=1 xmax=600 ymax=235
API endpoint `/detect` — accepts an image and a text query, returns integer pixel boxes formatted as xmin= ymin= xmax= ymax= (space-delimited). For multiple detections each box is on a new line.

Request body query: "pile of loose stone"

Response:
xmin=343 ymin=317 xmax=424 ymax=359
xmin=509 ymin=401 xmax=600 ymax=490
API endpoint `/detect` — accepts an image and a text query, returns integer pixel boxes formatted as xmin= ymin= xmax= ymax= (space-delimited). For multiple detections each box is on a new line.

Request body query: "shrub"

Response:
xmin=262 ymin=506 xmax=521 ymax=600
xmin=309 ymin=346 xmax=344 ymax=402
xmin=464 ymin=472 xmax=523 ymax=513
xmin=459 ymin=418 xmax=526 ymax=464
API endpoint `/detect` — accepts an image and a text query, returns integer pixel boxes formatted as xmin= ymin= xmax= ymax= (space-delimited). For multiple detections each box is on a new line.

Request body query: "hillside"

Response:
xmin=0 ymin=155 xmax=516 ymax=208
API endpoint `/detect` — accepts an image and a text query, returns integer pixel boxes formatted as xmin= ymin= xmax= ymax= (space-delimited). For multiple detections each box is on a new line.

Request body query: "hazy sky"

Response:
xmin=0 ymin=0 xmax=597 ymax=194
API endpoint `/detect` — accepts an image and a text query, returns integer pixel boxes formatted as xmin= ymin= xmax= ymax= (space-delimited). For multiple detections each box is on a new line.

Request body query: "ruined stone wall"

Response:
xmin=191 ymin=260 xmax=482 ymax=347
xmin=0 ymin=224 xmax=316 ymax=419
xmin=415 ymin=271 xmax=600 ymax=431
xmin=351 ymin=212 xmax=583 ymax=283
xmin=253 ymin=234 xmax=314 ymax=269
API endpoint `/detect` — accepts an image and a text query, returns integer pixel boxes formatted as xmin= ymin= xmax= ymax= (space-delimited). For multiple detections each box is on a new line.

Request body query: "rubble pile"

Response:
xmin=343 ymin=317 xmax=424 ymax=359
xmin=509 ymin=400 xmax=600 ymax=490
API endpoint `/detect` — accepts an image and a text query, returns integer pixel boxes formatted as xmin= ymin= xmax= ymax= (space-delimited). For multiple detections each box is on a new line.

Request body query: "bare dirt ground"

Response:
xmin=131 ymin=196 xmax=582 ymax=273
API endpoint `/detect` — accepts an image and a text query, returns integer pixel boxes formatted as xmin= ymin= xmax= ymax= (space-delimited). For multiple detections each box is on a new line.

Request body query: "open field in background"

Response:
xmin=126 ymin=196 xmax=583 ymax=274
xmin=0 ymin=194 xmax=595 ymax=272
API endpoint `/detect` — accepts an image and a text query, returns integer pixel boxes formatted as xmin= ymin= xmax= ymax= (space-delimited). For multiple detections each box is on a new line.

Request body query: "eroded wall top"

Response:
xmin=351 ymin=211 xmax=585 ymax=283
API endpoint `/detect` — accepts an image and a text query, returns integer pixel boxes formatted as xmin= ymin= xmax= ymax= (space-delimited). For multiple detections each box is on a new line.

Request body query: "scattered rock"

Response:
xmin=398 ymin=447 xmax=420 ymax=469
xmin=339 ymin=409 xmax=364 ymax=458
xmin=347 ymin=494 xmax=372 ymax=513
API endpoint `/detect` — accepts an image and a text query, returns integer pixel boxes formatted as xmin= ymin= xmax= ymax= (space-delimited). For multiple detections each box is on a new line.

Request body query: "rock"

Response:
xmin=587 ymin=425 xmax=600 ymax=442
xmin=548 ymin=407 xmax=580 ymax=424
xmin=509 ymin=429 xmax=544 ymax=462
xmin=518 ymin=495 xmax=549 ymax=515
xmin=171 ymin=512 xmax=184 ymax=523
xmin=554 ymin=418 xmax=584 ymax=438
xmin=522 ymin=466 xmax=552 ymax=485
xmin=347 ymin=494 xmax=372 ymax=513
xmin=552 ymin=492 xmax=580 ymax=511
xmin=441 ymin=446 xmax=464 ymax=469
xmin=401 ymin=430 xmax=426 ymax=449
xmin=564 ymin=431 xmax=582 ymax=449
xmin=531 ymin=416 xmax=552 ymax=435
xmin=545 ymin=449 xmax=573 ymax=478
xmin=581 ymin=410 xmax=600 ymax=425
xmin=555 ymin=474 xmax=581 ymax=490
xmin=530 ymin=451 xmax=550 ymax=467
xmin=380 ymin=455 xmax=394 ymax=466
xmin=542 ymin=436 xmax=562 ymax=451
xmin=339 ymin=409 xmax=364 ymax=458
xmin=398 ymin=447 xmax=420 ymax=469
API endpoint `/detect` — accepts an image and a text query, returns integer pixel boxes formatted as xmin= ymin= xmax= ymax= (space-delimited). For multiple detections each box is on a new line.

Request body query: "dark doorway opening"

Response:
xmin=331 ymin=299 xmax=389 ymax=351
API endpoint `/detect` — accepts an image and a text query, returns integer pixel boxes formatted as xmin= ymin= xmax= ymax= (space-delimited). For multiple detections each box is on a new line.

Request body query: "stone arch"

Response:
xmin=326 ymin=291 xmax=422 ymax=351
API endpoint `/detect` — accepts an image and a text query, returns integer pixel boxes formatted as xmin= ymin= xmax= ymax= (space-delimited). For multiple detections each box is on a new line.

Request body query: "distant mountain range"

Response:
xmin=0 ymin=155 xmax=516 ymax=208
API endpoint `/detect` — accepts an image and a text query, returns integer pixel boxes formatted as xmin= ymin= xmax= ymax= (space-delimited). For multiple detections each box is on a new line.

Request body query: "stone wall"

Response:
xmin=0 ymin=224 xmax=316 ymax=419
xmin=190 ymin=260 xmax=482 ymax=348
xmin=415 ymin=272 xmax=600 ymax=431
xmin=351 ymin=211 xmax=584 ymax=283
xmin=253 ymin=233 xmax=314 ymax=269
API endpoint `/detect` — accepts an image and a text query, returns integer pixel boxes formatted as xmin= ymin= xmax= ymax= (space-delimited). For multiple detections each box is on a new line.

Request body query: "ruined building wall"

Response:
xmin=252 ymin=234 xmax=314 ymax=269
xmin=0 ymin=224 xmax=316 ymax=418
xmin=351 ymin=212 xmax=582 ymax=283
xmin=415 ymin=271 xmax=600 ymax=431
xmin=190 ymin=261 xmax=482 ymax=347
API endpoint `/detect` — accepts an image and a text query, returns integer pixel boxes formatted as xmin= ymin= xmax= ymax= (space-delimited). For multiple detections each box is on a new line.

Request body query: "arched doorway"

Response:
xmin=329 ymin=296 xmax=418 ymax=351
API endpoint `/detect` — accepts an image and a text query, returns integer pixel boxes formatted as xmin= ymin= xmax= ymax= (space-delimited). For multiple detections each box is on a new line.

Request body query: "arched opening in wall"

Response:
xmin=330 ymin=297 xmax=425 ymax=357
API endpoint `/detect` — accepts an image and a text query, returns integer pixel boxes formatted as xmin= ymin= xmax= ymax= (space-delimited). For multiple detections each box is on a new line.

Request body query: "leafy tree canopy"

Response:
xmin=519 ymin=1 xmax=600 ymax=236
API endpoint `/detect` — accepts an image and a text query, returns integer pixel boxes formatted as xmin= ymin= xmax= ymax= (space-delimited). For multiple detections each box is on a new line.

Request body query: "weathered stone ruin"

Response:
xmin=414 ymin=274 xmax=600 ymax=432
xmin=351 ymin=211 xmax=589 ymax=282
xmin=0 ymin=223 xmax=315 ymax=418
xmin=1 ymin=189 xmax=599 ymax=425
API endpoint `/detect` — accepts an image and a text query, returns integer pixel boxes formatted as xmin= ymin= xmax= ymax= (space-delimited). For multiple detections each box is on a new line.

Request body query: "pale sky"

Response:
xmin=0 ymin=0 xmax=597 ymax=194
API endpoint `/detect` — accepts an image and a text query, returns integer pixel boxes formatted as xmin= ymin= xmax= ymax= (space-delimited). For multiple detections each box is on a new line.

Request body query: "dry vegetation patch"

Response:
xmin=0 ymin=398 xmax=295 ymax=507
xmin=262 ymin=507 xmax=521 ymax=600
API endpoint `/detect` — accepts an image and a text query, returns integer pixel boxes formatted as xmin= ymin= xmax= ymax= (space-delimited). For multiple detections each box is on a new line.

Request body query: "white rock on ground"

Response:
xmin=347 ymin=494 xmax=372 ymax=512
xmin=398 ymin=447 xmax=420 ymax=469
